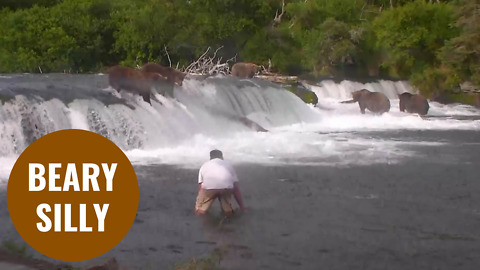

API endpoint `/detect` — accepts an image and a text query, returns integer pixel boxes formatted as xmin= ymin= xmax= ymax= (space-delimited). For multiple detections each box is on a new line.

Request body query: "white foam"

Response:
xmin=429 ymin=102 xmax=480 ymax=116
xmin=303 ymin=79 xmax=416 ymax=100
xmin=0 ymin=156 xmax=17 ymax=186
xmin=305 ymin=80 xmax=480 ymax=131
xmin=309 ymin=104 xmax=480 ymax=131
xmin=0 ymin=77 xmax=479 ymax=184
xmin=125 ymin=129 xmax=443 ymax=169
xmin=67 ymin=107 xmax=89 ymax=130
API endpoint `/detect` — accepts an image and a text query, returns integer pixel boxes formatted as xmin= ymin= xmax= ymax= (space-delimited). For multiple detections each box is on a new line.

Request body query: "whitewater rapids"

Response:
xmin=0 ymin=74 xmax=479 ymax=182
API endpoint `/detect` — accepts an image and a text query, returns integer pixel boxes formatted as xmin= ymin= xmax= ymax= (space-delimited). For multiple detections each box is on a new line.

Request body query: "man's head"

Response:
xmin=210 ymin=149 xmax=223 ymax=160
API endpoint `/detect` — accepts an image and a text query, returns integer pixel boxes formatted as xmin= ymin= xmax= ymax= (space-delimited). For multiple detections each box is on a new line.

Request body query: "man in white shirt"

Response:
xmin=195 ymin=150 xmax=245 ymax=216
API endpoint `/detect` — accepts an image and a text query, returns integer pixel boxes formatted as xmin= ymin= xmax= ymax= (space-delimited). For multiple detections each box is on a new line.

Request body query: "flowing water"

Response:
xmin=0 ymin=74 xmax=318 ymax=179
xmin=0 ymin=74 xmax=479 ymax=181
xmin=1 ymin=74 xmax=480 ymax=269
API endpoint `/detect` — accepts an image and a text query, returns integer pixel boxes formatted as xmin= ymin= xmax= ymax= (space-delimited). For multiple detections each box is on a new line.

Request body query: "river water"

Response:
xmin=0 ymin=74 xmax=479 ymax=269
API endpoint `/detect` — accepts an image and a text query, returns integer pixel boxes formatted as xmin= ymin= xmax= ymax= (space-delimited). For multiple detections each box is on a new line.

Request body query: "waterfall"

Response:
xmin=302 ymin=79 xmax=415 ymax=101
xmin=0 ymin=74 xmax=479 ymax=181
xmin=0 ymin=74 xmax=321 ymax=156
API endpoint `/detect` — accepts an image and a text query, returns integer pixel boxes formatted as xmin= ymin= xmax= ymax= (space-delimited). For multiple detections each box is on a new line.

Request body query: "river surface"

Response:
xmin=0 ymin=74 xmax=479 ymax=269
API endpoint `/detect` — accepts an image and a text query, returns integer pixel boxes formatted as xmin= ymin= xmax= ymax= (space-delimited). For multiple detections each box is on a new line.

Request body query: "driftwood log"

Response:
xmin=255 ymin=73 xmax=298 ymax=84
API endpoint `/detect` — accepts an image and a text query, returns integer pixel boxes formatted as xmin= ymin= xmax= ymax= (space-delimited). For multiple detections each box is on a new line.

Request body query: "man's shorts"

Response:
xmin=195 ymin=188 xmax=234 ymax=215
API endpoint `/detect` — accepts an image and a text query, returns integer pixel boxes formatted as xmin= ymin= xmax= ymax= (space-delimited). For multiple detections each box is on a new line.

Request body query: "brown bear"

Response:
xmin=140 ymin=63 xmax=187 ymax=87
xmin=107 ymin=65 xmax=166 ymax=104
xmin=398 ymin=92 xmax=429 ymax=115
xmin=351 ymin=89 xmax=390 ymax=114
xmin=231 ymin=62 xmax=261 ymax=78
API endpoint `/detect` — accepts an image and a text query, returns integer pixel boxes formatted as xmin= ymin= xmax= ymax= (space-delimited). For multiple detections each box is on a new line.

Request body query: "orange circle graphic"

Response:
xmin=7 ymin=129 xmax=139 ymax=262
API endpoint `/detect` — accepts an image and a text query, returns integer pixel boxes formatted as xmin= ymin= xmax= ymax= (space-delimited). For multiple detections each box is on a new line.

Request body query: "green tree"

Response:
xmin=175 ymin=0 xmax=275 ymax=64
xmin=0 ymin=0 xmax=61 ymax=10
xmin=439 ymin=0 xmax=480 ymax=87
xmin=111 ymin=0 xmax=186 ymax=67
xmin=277 ymin=0 xmax=372 ymax=75
xmin=52 ymin=0 xmax=116 ymax=72
xmin=301 ymin=18 xmax=359 ymax=74
xmin=372 ymin=1 xmax=457 ymax=79
xmin=112 ymin=0 xmax=276 ymax=68
xmin=0 ymin=6 xmax=77 ymax=72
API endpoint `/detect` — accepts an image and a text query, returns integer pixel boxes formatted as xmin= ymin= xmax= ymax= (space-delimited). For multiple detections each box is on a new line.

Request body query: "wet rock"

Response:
xmin=0 ymin=262 xmax=37 ymax=270
xmin=285 ymin=84 xmax=318 ymax=105
xmin=86 ymin=258 xmax=126 ymax=270
xmin=0 ymin=248 xmax=72 ymax=270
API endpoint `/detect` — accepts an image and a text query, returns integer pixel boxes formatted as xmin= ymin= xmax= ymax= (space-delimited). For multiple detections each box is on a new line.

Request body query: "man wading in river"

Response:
xmin=195 ymin=150 xmax=245 ymax=216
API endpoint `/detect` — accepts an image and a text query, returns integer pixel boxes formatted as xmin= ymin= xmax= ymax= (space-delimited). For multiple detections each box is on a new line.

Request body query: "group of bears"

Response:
xmin=107 ymin=63 xmax=187 ymax=104
xmin=347 ymin=89 xmax=430 ymax=115
xmin=107 ymin=62 xmax=429 ymax=116
xmin=107 ymin=62 xmax=261 ymax=104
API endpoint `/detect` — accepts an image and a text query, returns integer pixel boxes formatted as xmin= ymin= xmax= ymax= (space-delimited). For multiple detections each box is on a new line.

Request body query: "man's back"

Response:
xmin=198 ymin=158 xmax=238 ymax=190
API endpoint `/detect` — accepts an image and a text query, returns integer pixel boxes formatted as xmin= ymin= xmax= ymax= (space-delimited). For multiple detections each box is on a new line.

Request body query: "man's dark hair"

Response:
xmin=210 ymin=149 xmax=223 ymax=160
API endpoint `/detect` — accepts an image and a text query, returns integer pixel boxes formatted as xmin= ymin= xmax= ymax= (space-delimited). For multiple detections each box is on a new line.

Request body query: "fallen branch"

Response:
xmin=164 ymin=45 xmax=172 ymax=67
xmin=184 ymin=46 xmax=236 ymax=75
xmin=273 ymin=0 xmax=285 ymax=26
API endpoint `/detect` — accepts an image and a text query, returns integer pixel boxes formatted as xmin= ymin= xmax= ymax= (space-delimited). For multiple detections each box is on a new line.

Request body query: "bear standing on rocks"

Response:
xmin=351 ymin=89 xmax=390 ymax=115
xmin=398 ymin=92 xmax=430 ymax=115
xmin=107 ymin=65 xmax=166 ymax=104
xmin=141 ymin=63 xmax=187 ymax=86
xmin=231 ymin=62 xmax=261 ymax=78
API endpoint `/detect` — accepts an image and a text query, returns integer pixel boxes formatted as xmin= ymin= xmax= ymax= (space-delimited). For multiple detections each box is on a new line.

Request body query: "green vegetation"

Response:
xmin=174 ymin=248 xmax=224 ymax=270
xmin=442 ymin=92 xmax=478 ymax=105
xmin=0 ymin=0 xmax=478 ymax=98
xmin=2 ymin=240 xmax=31 ymax=258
